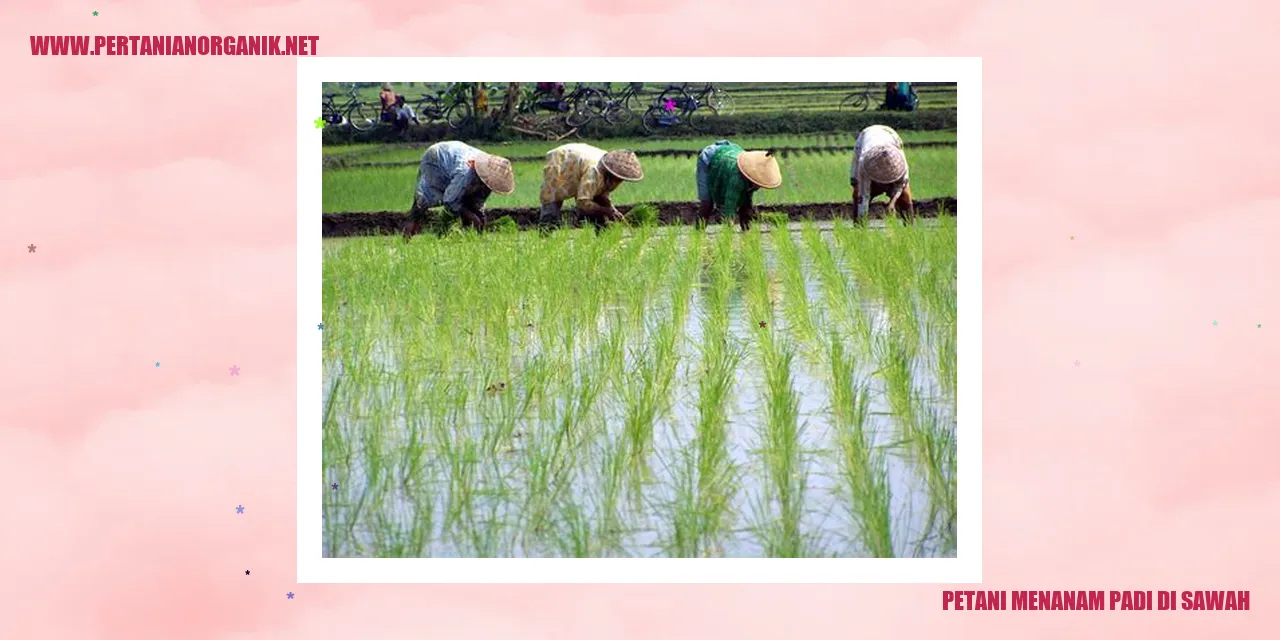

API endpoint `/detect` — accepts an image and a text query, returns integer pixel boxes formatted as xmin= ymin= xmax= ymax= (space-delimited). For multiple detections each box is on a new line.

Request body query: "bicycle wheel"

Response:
xmin=604 ymin=102 xmax=634 ymax=125
xmin=709 ymin=89 xmax=735 ymax=116
xmin=347 ymin=103 xmax=375 ymax=131
xmin=640 ymin=106 xmax=663 ymax=135
xmin=565 ymin=99 xmax=596 ymax=128
xmin=687 ymin=104 xmax=718 ymax=132
xmin=445 ymin=101 xmax=473 ymax=130
xmin=840 ymin=93 xmax=871 ymax=112
xmin=566 ymin=89 xmax=604 ymax=127
xmin=413 ymin=96 xmax=441 ymax=123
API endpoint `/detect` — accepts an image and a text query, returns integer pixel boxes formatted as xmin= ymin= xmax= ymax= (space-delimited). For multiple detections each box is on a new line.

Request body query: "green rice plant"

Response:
xmin=760 ymin=211 xmax=791 ymax=228
xmin=625 ymin=203 xmax=660 ymax=227
xmin=657 ymin=236 xmax=743 ymax=556
xmin=800 ymin=220 xmax=870 ymax=350
xmin=771 ymin=221 xmax=821 ymax=356
xmin=490 ymin=214 xmax=519 ymax=233
xmin=826 ymin=333 xmax=894 ymax=557
xmin=749 ymin=336 xmax=816 ymax=558
xmin=739 ymin=228 xmax=775 ymax=343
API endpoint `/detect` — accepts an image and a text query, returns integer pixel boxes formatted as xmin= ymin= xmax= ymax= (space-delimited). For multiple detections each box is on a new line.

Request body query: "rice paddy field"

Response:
xmin=322 ymin=216 xmax=957 ymax=558
xmin=321 ymin=80 xmax=960 ymax=558
xmin=322 ymin=132 xmax=957 ymax=213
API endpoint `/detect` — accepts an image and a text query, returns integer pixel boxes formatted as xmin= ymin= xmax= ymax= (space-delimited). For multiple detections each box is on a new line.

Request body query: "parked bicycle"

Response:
xmin=685 ymin=82 xmax=735 ymax=116
xmin=411 ymin=83 xmax=477 ymax=130
xmin=840 ymin=83 xmax=882 ymax=111
xmin=520 ymin=83 xmax=605 ymax=127
xmin=320 ymin=84 xmax=375 ymax=131
xmin=640 ymin=85 xmax=718 ymax=134
xmin=589 ymin=82 xmax=647 ymax=125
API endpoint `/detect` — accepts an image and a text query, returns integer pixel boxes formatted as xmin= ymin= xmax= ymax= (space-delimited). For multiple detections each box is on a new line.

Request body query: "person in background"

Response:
xmin=850 ymin=124 xmax=915 ymax=222
xmin=882 ymin=82 xmax=919 ymax=111
xmin=695 ymin=140 xmax=783 ymax=232
xmin=538 ymin=143 xmax=644 ymax=230
xmin=379 ymin=83 xmax=415 ymax=129
xmin=536 ymin=82 xmax=567 ymax=111
xmin=380 ymin=83 xmax=399 ymax=121
xmin=402 ymin=141 xmax=516 ymax=240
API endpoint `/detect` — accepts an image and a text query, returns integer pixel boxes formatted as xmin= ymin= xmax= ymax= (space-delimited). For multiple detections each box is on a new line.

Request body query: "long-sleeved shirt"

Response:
xmin=539 ymin=143 xmax=611 ymax=205
xmin=851 ymin=125 xmax=910 ymax=217
xmin=705 ymin=142 xmax=751 ymax=215
xmin=414 ymin=141 xmax=486 ymax=215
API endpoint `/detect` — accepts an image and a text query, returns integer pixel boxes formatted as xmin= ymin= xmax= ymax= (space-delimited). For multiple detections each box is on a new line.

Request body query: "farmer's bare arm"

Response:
xmin=894 ymin=183 xmax=915 ymax=218
xmin=581 ymin=195 xmax=622 ymax=220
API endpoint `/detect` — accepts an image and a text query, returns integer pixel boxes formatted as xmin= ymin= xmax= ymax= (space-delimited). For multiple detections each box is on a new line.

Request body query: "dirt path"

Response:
xmin=321 ymin=198 xmax=958 ymax=238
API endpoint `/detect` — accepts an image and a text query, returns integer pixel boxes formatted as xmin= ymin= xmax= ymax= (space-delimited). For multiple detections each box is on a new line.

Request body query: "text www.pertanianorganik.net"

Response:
xmin=30 ymin=35 xmax=319 ymax=56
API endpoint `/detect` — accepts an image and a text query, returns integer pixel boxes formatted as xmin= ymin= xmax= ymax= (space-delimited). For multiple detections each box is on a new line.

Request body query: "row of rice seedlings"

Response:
xmin=802 ymin=220 xmax=872 ymax=350
xmin=771 ymin=220 xmax=822 ymax=358
xmin=658 ymin=229 xmax=743 ymax=556
xmin=739 ymin=230 xmax=817 ymax=556
xmin=825 ymin=334 xmax=895 ymax=557
xmin=859 ymin=221 xmax=956 ymax=555
xmin=751 ymin=334 xmax=817 ymax=557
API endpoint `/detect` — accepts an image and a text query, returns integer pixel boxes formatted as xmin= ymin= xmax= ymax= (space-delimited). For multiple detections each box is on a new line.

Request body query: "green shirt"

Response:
xmin=706 ymin=143 xmax=752 ymax=214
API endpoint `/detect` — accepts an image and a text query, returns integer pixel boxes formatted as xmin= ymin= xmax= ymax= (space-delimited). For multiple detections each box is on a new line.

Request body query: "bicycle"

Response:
xmin=411 ymin=83 xmax=476 ymax=130
xmin=840 ymin=83 xmax=882 ymax=111
xmin=521 ymin=83 xmax=606 ymax=127
xmin=640 ymin=85 xmax=718 ymax=134
xmin=590 ymin=82 xmax=647 ymax=125
xmin=320 ymin=84 xmax=375 ymax=131
xmin=685 ymin=82 xmax=734 ymax=116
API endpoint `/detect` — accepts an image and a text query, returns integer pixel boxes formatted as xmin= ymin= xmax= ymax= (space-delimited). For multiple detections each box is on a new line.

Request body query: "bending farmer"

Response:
xmin=538 ymin=143 xmax=644 ymax=229
xmin=696 ymin=140 xmax=783 ymax=232
xmin=850 ymin=124 xmax=914 ymax=221
xmin=403 ymin=140 xmax=515 ymax=240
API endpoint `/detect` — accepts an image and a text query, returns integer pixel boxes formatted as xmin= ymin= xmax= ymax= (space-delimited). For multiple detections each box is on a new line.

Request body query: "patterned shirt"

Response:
xmin=539 ymin=143 xmax=612 ymax=205
xmin=414 ymin=141 xmax=487 ymax=214
xmin=706 ymin=142 xmax=751 ymax=214
xmin=851 ymin=125 xmax=909 ymax=216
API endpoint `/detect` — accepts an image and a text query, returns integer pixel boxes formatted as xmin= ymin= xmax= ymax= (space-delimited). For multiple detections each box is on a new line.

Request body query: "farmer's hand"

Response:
xmin=609 ymin=206 xmax=624 ymax=222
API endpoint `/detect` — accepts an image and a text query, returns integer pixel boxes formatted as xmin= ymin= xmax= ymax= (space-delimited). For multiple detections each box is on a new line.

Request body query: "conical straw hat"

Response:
xmin=736 ymin=150 xmax=782 ymax=189
xmin=861 ymin=145 xmax=907 ymax=184
xmin=473 ymin=154 xmax=515 ymax=194
xmin=601 ymin=150 xmax=644 ymax=181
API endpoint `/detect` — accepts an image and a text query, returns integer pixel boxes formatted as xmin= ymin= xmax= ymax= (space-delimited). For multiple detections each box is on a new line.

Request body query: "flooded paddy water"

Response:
xmin=322 ymin=217 xmax=957 ymax=558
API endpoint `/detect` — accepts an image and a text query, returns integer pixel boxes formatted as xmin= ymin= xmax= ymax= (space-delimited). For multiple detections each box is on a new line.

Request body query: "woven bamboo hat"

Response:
xmin=862 ymin=144 xmax=908 ymax=184
xmin=473 ymin=154 xmax=515 ymax=195
xmin=736 ymin=150 xmax=783 ymax=189
xmin=600 ymin=150 xmax=644 ymax=181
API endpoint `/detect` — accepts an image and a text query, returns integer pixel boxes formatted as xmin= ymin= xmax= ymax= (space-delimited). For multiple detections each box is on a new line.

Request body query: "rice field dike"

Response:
xmin=321 ymin=82 xmax=959 ymax=558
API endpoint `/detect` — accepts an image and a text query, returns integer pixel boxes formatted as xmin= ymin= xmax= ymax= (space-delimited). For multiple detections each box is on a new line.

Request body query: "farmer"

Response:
xmin=538 ymin=143 xmax=644 ymax=229
xmin=402 ymin=140 xmax=515 ymax=240
xmin=850 ymin=124 xmax=915 ymax=221
xmin=379 ymin=83 xmax=415 ymax=129
xmin=881 ymin=82 xmax=918 ymax=112
xmin=695 ymin=140 xmax=783 ymax=232
xmin=536 ymin=82 xmax=567 ymax=111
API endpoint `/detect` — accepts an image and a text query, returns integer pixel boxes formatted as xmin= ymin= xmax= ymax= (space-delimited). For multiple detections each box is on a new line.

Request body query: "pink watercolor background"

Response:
xmin=3 ymin=0 xmax=1278 ymax=637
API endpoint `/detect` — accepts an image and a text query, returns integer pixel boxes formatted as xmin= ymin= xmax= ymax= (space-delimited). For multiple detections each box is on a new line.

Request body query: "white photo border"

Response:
xmin=297 ymin=57 xmax=983 ymax=583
